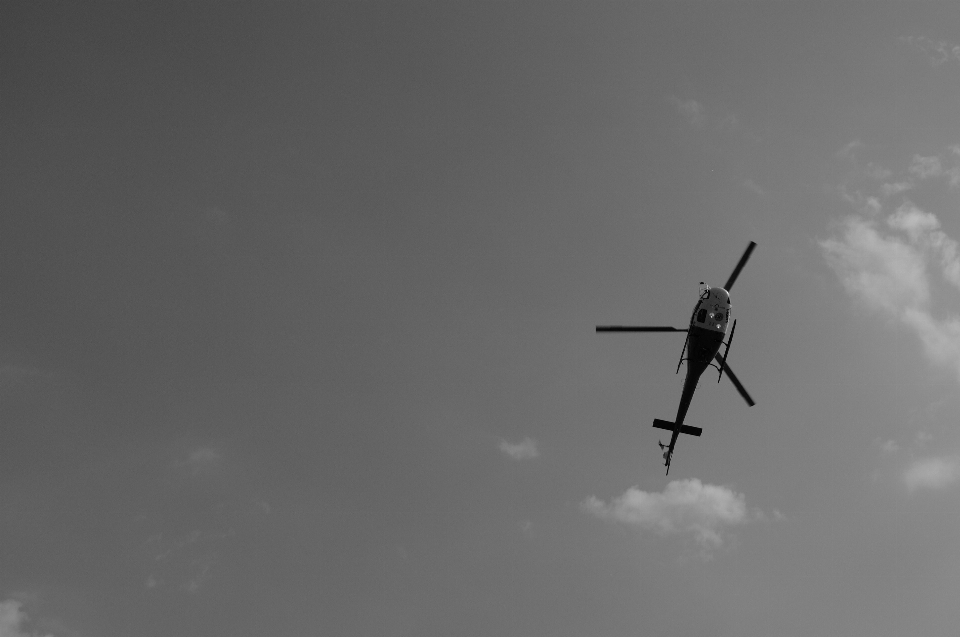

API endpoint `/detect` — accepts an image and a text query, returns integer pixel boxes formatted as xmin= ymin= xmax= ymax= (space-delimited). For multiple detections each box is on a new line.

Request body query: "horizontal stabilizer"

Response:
xmin=596 ymin=326 xmax=687 ymax=332
xmin=652 ymin=418 xmax=702 ymax=437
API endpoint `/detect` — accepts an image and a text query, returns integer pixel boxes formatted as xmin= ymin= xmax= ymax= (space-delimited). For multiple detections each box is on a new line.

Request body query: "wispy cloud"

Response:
xmin=839 ymin=188 xmax=882 ymax=216
xmin=742 ymin=178 xmax=766 ymax=197
xmin=174 ymin=446 xmax=224 ymax=477
xmin=519 ymin=519 xmax=534 ymax=537
xmin=838 ymin=140 xmax=864 ymax=161
xmin=904 ymin=456 xmax=960 ymax=491
xmin=822 ymin=163 xmax=960 ymax=380
xmin=901 ymin=36 xmax=960 ymax=66
xmin=880 ymin=181 xmax=912 ymax=197
xmin=144 ymin=527 xmax=230 ymax=594
xmin=499 ymin=437 xmax=539 ymax=460
xmin=907 ymin=154 xmax=960 ymax=187
xmin=183 ymin=555 xmax=216 ymax=594
xmin=144 ymin=445 xmax=243 ymax=594
xmin=838 ymin=145 xmax=960 ymax=212
xmin=887 ymin=204 xmax=960 ymax=287
xmin=667 ymin=96 xmax=706 ymax=128
xmin=0 ymin=599 xmax=52 ymax=637
xmin=865 ymin=162 xmax=892 ymax=181
xmin=909 ymin=155 xmax=943 ymax=180
xmin=821 ymin=214 xmax=929 ymax=313
xmin=667 ymin=96 xmax=760 ymax=143
xmin=581 ymin=478 xmax=761 ymax=549
xmin=880 ymin=439 xmax=900 ymax=456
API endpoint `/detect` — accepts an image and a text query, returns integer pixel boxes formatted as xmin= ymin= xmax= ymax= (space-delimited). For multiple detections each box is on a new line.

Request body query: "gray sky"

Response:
xmin=3 ymin=3 xmax=960 ymax=636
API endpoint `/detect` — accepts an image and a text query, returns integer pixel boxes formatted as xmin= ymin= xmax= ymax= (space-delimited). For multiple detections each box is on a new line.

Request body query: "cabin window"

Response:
xmin=697 ymin=309 xmax=707 ymax=323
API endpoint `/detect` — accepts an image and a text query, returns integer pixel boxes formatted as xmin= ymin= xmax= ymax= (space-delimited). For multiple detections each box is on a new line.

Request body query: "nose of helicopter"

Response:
xmin=711 ymin=288 xmax=731 ymax=331
xmin=692 ymin=286 xmax=731 ymax=334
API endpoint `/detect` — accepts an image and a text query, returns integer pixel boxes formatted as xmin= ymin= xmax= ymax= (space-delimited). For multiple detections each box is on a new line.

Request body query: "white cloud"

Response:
xmin=821 ymin=216 xmax=929 ymax=314
xmin=581 ymin=479 xmax=759 ymax=548
xmin=887 ymin=203 xmax=940 ymax=239
xmin=0 ymin=600 xmax=52 ymax=637
xmin=888 ymin=202 xmax=960 ymax=288
xmin=900 ymin=309 xmax=960 ymax=371
xmin=904 ymin=456 xmax=960 ymax=491
xmin=821 ymin=197 xmax=960 ymax=380
xmin=886 ymin=205 xmax=960 ymax=289
xmin=668 ymin=96 xmax=706 ymax=128
xmin=893 ymin=152 xmax=960 ymax=188
xmin=499 ymin=437 xmax=539 ymax=460
xmin=909 ymin=155 xmax=943 ymax=180
xmin=905 ymin=153 xmax=960 ymax=188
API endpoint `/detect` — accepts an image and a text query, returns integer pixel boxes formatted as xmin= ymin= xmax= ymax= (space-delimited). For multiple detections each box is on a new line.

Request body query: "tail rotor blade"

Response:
xmin=723 ymin=241 xmax=757 ymax=291
xmin=596 ymin=326 xmax=688 ymax=332
xmin=714 ymin=353 xmax=755 ymax=406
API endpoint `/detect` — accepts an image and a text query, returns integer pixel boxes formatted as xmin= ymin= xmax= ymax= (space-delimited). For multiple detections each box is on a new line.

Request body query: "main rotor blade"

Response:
xmin=596 ymin=326 xmax=688 ymax=332
xmin=714 ymin=353 xmax=755 ymax=406
xmin=723 ymin=241 xmax=757 ymax=291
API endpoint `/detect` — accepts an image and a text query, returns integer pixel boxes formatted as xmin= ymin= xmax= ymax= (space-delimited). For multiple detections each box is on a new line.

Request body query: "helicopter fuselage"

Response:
xmin=595 ymin=240 xmax=756 ymax=475
xmin=662 ymin=286 xmax=732 ymax=465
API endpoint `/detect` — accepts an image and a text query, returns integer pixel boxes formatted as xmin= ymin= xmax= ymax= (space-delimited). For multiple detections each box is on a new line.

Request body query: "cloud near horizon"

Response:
xmin=582 ymin=478 xmax=760 ymax=548
xmin=499 ymin=437 xmax=539 ymax=460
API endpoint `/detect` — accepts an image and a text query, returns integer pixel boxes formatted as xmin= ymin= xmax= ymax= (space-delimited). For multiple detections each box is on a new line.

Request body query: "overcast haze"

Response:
xmin=4 ymin=3 xmax=960 ymax=636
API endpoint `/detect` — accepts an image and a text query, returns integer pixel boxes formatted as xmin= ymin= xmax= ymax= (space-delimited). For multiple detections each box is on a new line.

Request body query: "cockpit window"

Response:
xmin=697 ymin=309 xmax=707 ymax=323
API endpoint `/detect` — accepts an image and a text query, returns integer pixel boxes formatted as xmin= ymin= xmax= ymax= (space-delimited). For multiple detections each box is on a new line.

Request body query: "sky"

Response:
xmin=3 ymin=3 xmax=960 ymax=636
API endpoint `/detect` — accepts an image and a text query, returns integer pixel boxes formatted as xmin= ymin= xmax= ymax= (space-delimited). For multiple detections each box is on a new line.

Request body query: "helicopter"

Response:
xmin=596 ymin=242 xmax=757 ymax=474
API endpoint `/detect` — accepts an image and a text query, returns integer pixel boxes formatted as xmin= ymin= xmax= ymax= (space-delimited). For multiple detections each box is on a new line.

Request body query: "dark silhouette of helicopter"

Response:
xmin=596 ymin=242 xmax=756 ymax=474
